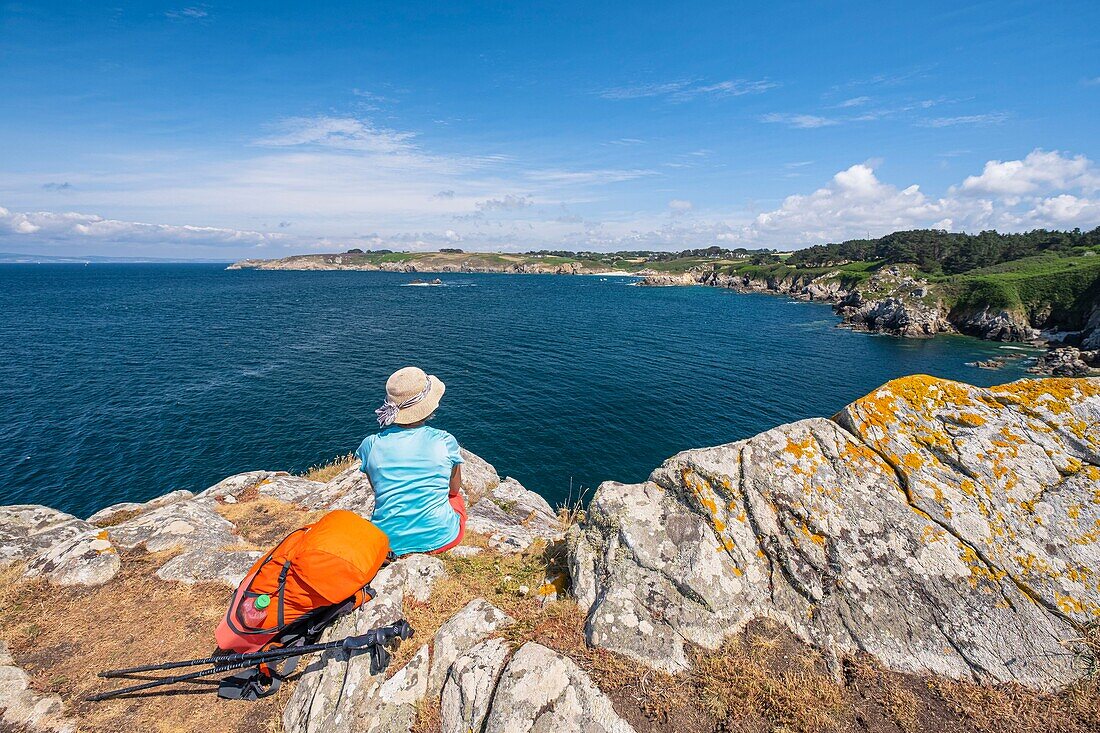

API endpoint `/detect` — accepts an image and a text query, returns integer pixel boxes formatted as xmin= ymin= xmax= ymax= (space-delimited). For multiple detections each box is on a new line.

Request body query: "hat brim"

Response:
xmin=393 ymin=375 xmax=445 ymax=425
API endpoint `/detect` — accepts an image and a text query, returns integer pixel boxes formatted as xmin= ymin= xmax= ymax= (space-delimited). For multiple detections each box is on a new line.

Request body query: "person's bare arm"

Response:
xmin=449 ymin=464 xmax=463 ymax=497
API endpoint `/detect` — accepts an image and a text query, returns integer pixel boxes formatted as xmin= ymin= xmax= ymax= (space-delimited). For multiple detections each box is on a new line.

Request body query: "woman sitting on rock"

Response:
xmin=356 ymin=366 xmax=466 ymax=556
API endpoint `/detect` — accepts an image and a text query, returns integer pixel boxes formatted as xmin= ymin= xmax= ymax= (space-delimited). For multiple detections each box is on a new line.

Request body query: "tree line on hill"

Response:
xmin=785 ymin=227 xmax=1100 ymax=275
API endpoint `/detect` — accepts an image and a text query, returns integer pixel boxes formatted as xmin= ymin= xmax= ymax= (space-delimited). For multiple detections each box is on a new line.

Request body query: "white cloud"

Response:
xmin=600 ymin=78 xmax=778 ymax=102
xmin=668 ymin=199 xmax=693 ymax=216
xmin=0 ymin=206 xmax=283 ymax=247
xmin=959 ymin=149 xmax=1100 ymax=196
xmin=760 ymin=113 xmax=837 ymax=129
xmin=476 ymin=194 xmax=533 ymax=211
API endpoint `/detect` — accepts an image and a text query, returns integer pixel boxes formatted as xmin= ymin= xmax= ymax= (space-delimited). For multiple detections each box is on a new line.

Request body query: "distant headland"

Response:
xmin=229 ymin=229 xmax=1100 ymax=363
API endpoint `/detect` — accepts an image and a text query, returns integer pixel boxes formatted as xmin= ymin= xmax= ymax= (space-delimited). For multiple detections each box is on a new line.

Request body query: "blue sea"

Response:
xmin=0 ymin=264 xmax=1037 ymax=518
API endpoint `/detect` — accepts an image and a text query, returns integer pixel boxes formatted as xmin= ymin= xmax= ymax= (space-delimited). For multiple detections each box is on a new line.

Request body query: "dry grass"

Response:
xmin=0 ymin=551 xmax=294 ymax=733
xmin=214 ymin=496 xmax=323 ymax=550
xmin=299 ymin=453 xmax=356 ymax=483
xmin=688 ymin=621 xmax=845 ymax=732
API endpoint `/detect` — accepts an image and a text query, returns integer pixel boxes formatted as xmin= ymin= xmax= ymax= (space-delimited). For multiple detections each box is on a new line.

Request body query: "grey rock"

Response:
xmin=0 ymin=641 xmax=75 ymax=733
xmin=108 ymin=498 xmax=241 ymax=554
xmin=322 ymin=463 xmax=376 ymax=516
xmin=0 ymin=505 xmax=120 ymax=586
xmin=398 ymin=554 xmax=448 ymax=603
xmin=194 ymin=470 xmax=281 ymax=500
xmin=427 ymin=599 xmax=513 ymax=699
xmin=87 ymin=489 xmax=194 ymax=526
xmin=954 ymin=305 xmax=1037 ymax=341
xmin=460 ymin=449 xmax=501 ymax=504
xmin=481 ymin=642 xmax=635 ymax=733
xmin=440 ymin=639 xmax=510 ymax=733
xmin=467 ymin=477 xmax=562 ymax=552
xmin=156 ymin=548 xmax=262 ymax=586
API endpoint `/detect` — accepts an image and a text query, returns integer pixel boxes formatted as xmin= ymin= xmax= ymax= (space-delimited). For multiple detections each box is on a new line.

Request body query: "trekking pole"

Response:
xmin=97 ymin=620 xmax=413 ymax=678
xmin=88 ymin=620 xmax=414 ymax=701
xmin=87 ymin=656 xmax=273 ymax=701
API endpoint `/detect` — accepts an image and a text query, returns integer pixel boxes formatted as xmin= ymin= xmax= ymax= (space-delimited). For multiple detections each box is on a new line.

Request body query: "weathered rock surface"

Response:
xmin=108 ymin=498 xmax=242 ymax=554
xmin=467 ymin=477 xmax=562 ymax=552
xmin=0 ymin=505 xmax=120 ymax=586
xmin=1028 ymin=346 xmax=1099 ymax=377
xmin=481 ymin=642 xmax=636 ymax=733
xmin=440 ymin=639 xmax=511 ymax=733
xmin=0 ymin=641 xmax=75 ymax=733
xmin=459 ymin=448 xmax=501 ymax=503
xmin=953 ymin=304 xmax=1038 ymax=341
xmin=155 ymin=547 xmax=262 ymax=586
xmin=87 ymin=489 xmax=194 ymax=526
xmin=426 ymin=599 xmax=513 ymax=699
xmin=570 ymin=376 xmax=1100 ymax=690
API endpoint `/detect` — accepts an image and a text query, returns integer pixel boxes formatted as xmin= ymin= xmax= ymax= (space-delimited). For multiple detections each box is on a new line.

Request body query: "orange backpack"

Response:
xmin=216 ymin=510 xmax=391 ymax=653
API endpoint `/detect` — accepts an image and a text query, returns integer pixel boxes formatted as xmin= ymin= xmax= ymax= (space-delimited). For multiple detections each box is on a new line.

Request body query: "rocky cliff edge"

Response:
xmin=1 ymin=376 xmax=1098 ymax=732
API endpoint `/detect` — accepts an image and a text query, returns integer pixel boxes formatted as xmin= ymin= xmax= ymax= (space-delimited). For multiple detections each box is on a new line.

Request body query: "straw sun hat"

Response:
xmin=375 ymin=366 xmax=446 ymax=427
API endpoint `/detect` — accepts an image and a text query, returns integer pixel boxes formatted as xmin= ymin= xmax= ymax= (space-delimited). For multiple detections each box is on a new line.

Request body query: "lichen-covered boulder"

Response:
xmin=836 ymin=376 xmax=1100 ymax=624
xmin=155 ymin=548 xmax=262 ymax=586
xmin=480 ymin=642 xmax=635 ymax=733
xmin=323 ymin=463 xmax=375 ymax=515
xmin=569 ymin=376 xmax=1100 ymax=691
xmin=0 ymin=505 xmax=119 ymax=586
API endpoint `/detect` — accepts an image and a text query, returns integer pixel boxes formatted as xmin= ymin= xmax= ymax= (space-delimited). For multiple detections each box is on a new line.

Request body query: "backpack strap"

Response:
xmin=276 ymin=560 xmax=292 ymax=628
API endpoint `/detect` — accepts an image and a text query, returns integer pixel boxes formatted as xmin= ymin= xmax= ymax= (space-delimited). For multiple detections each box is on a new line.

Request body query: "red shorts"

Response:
xmin=429 ymin=493 xmax=467 ymax=554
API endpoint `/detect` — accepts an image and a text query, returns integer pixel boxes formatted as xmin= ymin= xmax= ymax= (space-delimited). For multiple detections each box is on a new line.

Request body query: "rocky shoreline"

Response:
xmin=2 ymin=375 xmax=1098 ymax=731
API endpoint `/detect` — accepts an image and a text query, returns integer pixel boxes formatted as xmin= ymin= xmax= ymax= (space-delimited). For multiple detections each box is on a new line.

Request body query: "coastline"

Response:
xmin=228 ymin=252 xmax=1100 ymax=367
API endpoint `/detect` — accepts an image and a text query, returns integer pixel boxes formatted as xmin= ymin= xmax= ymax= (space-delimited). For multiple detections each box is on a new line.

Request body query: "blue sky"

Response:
xmin=1 ymin=1 xmax=1099 ymax=258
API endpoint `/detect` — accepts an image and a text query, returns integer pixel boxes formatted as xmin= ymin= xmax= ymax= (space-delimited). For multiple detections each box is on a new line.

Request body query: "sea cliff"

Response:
xmin=642 ymin=264 xmax=1100 ymax=347
xmin=5 ymin=375 xmax=1097 ymax=732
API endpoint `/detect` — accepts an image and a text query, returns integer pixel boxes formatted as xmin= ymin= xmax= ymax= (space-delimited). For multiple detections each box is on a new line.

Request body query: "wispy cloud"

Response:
xmin=42 ymin=182 xmax=73 ymax=191
xmin=256 ymin=116 xmax=418 ymax=155
xmin=165 ymin=6 xmax=208 ymax=19
xmin=1082 ymin=76 xmax=1100 ymax=87
xmin=6 ymin=150 xmax=1100 ymax=254
xmin=760 ymin=113 xmax=837 ymax=129
xmin=918 ymin=112 xmax=1009 ymax=128
xmin=836 ymin=96 xmax=870 ymax=108
xmin=600 ymin=78 xmax=778 ymax=102
xmin=524 ymin=168 xmax=657 ymax=185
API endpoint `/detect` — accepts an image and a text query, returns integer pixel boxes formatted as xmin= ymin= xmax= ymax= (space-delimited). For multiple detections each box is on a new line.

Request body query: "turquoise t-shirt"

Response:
xmin=356 ymin=426 xmax=464 ymax=556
